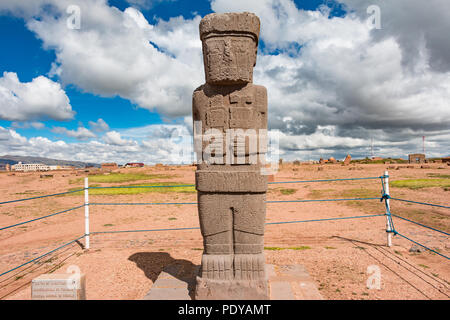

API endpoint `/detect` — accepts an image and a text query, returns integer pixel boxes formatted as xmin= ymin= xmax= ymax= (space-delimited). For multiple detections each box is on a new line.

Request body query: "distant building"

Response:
xmin=408 ymin=154 xmax=426 ymax=164
xmin=343 ymin=154 xmax=352 ymax=165
xmin=125 ymin=162 xmax=144 ymax=168
xmin=101 ymin=163 xmax=118 ymax=170
xmin=12 ymin=162 xmax=54 ymax=172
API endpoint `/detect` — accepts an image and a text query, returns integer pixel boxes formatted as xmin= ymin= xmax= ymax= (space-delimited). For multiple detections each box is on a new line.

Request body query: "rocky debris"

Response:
xmin=409 ymin=245 xmax=423 ymax=253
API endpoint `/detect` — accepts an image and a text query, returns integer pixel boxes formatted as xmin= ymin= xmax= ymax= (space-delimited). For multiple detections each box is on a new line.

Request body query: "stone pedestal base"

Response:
xmin=143 ymin=264 xmax=323 ymax=300
xmin=195 ymin=277 xmax=268 ymax=300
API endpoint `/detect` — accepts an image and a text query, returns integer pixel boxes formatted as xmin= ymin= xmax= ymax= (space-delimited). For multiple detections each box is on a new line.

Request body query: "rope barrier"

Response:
xmin=0 ymin=176 xmax=387 ymax=205
xmin=90 ymin=202 xmax=197 ymax=206
xmin=395 ymin=232 xmax=449 ymax=260
xmin=392 ymin=214 xmax=450 ymax=236
xmin=266 ymin=198 xmax=381 ymax=203
xmin=0 ymin=235 xmax=85 ymax=278
xmin=0 ymin=205 xmax=85 ymax=231
xmin=90 ymin=214 xmax=384 ymax=235
xmin=89 ymin=184 xmax=195 ymax=189
xmin=268 ymin=176 xmax=387 ymax=184
xmin=0 ymin=189 xmax=85 ymax=205
xmin=90 ymin=198 xmax=382 ymax=206
xmin=390 ymin=198 xmax=450 ymax=210
xmin=265 ymin=214 xmax=385 ymax=225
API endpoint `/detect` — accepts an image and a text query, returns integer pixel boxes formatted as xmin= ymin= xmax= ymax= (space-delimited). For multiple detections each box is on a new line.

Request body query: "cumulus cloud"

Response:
xmin=1 ymin=0 xmax=449 ymax=161
xmin=11 ymin=122 xmax=46 ymax=130
xmin=103 ymin=131 xmax=137 ymax=146
xmin=0 ymin=124 xmax=194 ymax=164
xmin=8 ymin=0 xmax=204 ymax=118
xmin=51 ymin=126 xmax=96 ymax=141
xmin=210 ymin=0 xmax=450 ymax=159
xmin=125 ymin=0 xmax=175 ymax=10
xmin=0 ymin=72 xmax=75 ymax=121
xmin=88 ymin=118 xmax=109 ymax=132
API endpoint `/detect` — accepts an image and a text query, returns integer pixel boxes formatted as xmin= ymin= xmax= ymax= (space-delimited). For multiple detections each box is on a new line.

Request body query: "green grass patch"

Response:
xmin=308 ymin=189 xmax=335 ymax=199
xmin=67 ymin=182 xmax=196 ymax=195
xmin=279 ymin=188 xmax=297 ymax=195
xmin=391 ymin=178 xmax=450 ymax=190
xmin=168 ymin=217 xmax=177 ymax=221
xmin=103 ymin=224 xmax=114 ymax=227
xmin=70 ymin=172 xmax=176 ymax=184
xmin=325 ymin=246 xmax=337 ymax=250
xmin=427 ymin=173 xmax=450 ymax=179
xmin=419 ymin=264 xmax=429 ymax=269
xmin=340 ymin=188 xmax=380 ymax=198
xmin=264 ymin=246 xmax=311 ymax=251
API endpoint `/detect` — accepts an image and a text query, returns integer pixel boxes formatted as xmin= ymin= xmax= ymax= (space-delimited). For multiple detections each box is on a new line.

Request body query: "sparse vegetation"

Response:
xmin=264 ymin=246 xmax=311 ymax=251
xmin=67 ymin=182 xmax=196 ymax=195
xmin=391 ymin=178 xmax=450 ymax=190
xmin=279 ymin=188 xmax=296 ymax=195
xmin=69 ymin=172 xmax=176 ymax=184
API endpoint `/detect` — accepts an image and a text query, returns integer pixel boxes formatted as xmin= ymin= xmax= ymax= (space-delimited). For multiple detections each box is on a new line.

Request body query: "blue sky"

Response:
xmin=0 ymin=0 xmax=449 ymax=164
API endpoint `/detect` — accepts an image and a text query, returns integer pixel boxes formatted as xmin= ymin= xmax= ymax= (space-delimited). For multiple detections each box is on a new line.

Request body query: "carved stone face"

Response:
xmin=202 ymin=34 xmax=257 ymax=85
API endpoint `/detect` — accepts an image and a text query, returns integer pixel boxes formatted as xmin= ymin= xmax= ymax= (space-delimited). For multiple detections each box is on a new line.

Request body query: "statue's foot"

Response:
xmin=234 ymin=253 xmax=266 ymax=280
xmin=200 ymin=254 xmax=233 ymax=280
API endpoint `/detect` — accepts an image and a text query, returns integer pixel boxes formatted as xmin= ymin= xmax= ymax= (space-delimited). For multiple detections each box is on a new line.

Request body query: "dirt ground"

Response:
xmin=0 ymin=163 xmax=449 ymax=300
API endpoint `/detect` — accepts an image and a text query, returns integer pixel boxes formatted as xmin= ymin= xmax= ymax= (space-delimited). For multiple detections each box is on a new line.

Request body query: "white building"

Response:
xmin=12 ymin=162 xmax=55 ymax=172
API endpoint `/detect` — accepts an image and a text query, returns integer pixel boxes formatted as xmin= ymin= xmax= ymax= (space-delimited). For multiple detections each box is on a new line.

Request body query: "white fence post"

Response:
xmin=384 ymin=170 xmax=392 ymax=247
xmin=84 ymin=177 xmax=90 ymax=250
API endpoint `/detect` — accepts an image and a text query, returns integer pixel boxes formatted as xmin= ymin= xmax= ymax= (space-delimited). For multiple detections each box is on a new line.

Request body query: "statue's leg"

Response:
xmin=197 ymin=192 xmax=233 ymax=280
xmin=233 ymin=193 xmax=266 ymax=280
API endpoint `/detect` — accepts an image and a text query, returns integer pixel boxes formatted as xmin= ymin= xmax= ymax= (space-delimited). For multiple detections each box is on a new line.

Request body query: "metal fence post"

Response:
xmin=384 ymin=170 xmax=393 ymax=247
xmin=84 ymin=177 xmax=90 ymax=249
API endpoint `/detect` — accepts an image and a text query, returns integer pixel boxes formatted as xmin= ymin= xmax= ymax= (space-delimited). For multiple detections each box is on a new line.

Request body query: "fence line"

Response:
xmin=390 ymin=197 xmax=450 ymax=210
xmin=391 ymin=214 xmax=449 ymax=236
xmin=0 ymin=235 xmax=85 ymax=278
xmin=0 ymin=189 xmax=85 ymax=205
xmin=0 ymin=205 xmax=85 ymax=231
xmin=396 ymin=232 xmax=449 ymax=260
xmin=90 ymin=214 xmax=386 ymax=235
xmin=1 ymin=171 xmax=449 ymax=281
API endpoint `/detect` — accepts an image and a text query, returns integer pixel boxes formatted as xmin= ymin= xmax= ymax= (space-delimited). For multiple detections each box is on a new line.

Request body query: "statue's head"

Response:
xmin=199 ymin=12 xmax=260 ymax=85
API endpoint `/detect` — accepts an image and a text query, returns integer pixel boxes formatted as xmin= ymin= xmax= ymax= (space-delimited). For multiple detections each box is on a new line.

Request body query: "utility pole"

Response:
xmin=371 ymin=138 xmax=374 ymax=159
xmin=423 ymin=136 xmax=425 ymax=155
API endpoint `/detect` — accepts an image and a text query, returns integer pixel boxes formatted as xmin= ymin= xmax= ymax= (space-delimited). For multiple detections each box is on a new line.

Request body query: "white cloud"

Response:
xmin=11 ymin=122 xmax=46 ymax=130
xmin=51 ymin=126 xmax=96 ymax=140
xmin=11 ymin=1 xmax=204 ymax=118
xmin=0 ymin=72 xmax=75 ymax=121
xmin=1 ymin=0 xmax=450 ymax=160
xmin=211 ymin=0 xmax=450 ymax=159
xmin=88 ymin=118 xmax=109 ymax=132
xmin=103 ymin=131 xmax=136 ymax=146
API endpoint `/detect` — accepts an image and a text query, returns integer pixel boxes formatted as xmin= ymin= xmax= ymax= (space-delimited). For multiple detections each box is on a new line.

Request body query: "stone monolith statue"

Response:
xmin=192 ymin=12 xmax=269 ymax=300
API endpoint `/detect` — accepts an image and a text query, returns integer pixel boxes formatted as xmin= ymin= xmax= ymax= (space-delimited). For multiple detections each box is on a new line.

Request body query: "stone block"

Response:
xmin=32 ymin=273 xmax=85 ymax=300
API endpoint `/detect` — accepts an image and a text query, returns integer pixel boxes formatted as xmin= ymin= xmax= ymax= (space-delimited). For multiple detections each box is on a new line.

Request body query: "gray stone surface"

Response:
xmin=32 ymin=273 xmax=86 ymax=300
xmin=144 ymin=264 xmax=323 ymax=300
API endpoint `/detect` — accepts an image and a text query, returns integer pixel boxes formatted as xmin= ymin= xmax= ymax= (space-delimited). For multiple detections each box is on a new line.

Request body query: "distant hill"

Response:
xmin=0 ymin=155 xmax=100 ymax=168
